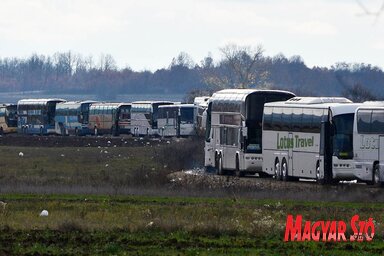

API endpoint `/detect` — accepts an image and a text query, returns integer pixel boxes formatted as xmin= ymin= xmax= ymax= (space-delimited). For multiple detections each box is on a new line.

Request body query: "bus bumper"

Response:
xmin=244 ymin=154 xmax=263 ymax=172
xmin=332 ymin=158 xmax=356 ymax=180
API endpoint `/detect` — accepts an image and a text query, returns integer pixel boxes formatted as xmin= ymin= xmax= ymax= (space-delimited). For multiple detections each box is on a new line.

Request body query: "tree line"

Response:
xmin=0 ymin=45 xmax=382 ymax=101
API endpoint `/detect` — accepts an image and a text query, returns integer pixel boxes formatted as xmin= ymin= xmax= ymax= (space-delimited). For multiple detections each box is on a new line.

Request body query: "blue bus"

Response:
xmin=17 ymin=98 xmax=66 ymax=135
xmin=54 ymin=100 xmax=97 ymax=136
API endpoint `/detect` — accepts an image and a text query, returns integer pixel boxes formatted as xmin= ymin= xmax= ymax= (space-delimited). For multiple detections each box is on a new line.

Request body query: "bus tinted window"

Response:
xmin=333 ymin=113 xmax=354 ymax=159
xmin=263 ymin=107 xmax=273 ymax=130
xmin=312 ymin=109 xmax=324 ymax=133
xmin=291 ymin=108 xmax=303 ymax=132
xmin=300 ymin=109 xmax=311 ymax=132
xmin=371 ymin=110 xmax=384 ymax=133
xmin=357 ymin=110 xmax=372 ymax=134
xmin=180 ymin=108 xmax=194 ymax=123
xmin=281 ymin=108 xmax=292 ymax=130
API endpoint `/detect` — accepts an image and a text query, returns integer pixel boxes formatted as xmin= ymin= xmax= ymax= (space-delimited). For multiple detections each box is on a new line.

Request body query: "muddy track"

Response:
xmin=168 ymin=170 xmax=384 ymax=202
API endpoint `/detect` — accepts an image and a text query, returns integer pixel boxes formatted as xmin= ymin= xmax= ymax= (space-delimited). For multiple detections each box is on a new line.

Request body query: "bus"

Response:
xmin=204 ymin=89 xmax=295 ymax=177
xmin=352 ymin=101 xmax=384 ymax=185
xmin=88 ymin=102 xmax=131 ymax=136
xmin=54 ymin=100 xmax=97 ymax=136
xmin=158 ymin=104 xmax=196 ymax=137
xmin=0 ymin=104 xmax=17 ymax=134
xmin=193 ymin=96 xmax=210 ymax=136
xmin=262 ymin=97 xmax=361 ymax=184
xmin=17 ymin=98 xmax=66 ymax=135
xmin=130 ymin=101 xmax=174 ymax=136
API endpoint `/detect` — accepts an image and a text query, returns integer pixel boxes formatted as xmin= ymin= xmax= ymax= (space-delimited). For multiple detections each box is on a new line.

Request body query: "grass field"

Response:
xmin=0 ymin=194 xmax=383 ymax=255
xmin=0 ymin=140 xmax=203 ymax=195
xmin=1 ymin=140 xmax=384 ymax=255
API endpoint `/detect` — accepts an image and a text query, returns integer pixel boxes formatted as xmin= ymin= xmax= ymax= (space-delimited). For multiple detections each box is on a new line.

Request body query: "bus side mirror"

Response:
xmin=243 ymin=127 xmax=248 ymax=138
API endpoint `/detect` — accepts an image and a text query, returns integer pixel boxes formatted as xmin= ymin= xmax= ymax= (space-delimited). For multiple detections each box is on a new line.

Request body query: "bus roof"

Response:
xmin=210 ymin=89 xmax=295 ymax=103
xmin=57 ymin=100 xmax=97 ymax=106
xmin=360 ymin=101 xmax=384 ymax=108
xmin=285 ymin=97 xmax=352 ymax=104
xmin=89 ymin=102 xmax=131 ymax=108
xmin=265 ymin=100 xmax=361 ymax=116
xmin=17 ymin=98 xmax=66 ymax=105
xmin=158 ymin=103 xmax=194 ymax=109
xmin=132 ymin=101 xmax=175 ymax=105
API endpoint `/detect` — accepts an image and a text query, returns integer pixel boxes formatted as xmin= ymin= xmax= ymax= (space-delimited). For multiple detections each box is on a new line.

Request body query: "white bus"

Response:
xmin=158 ymin=104 xmax=195 ymax=137
xmin=130 ymin=101 xmax=174 ymax=136
xmin=204 ymin=89 xmax=295 ymax=176
xmin=193 ymin=96 xmax=210 ymax=136
xmin=54 ymin=100 xmax=97 ymax=136
xmin=262 ymin=97 xmax=361 ymax=184
xmin=353 ymin=101 xmax=384 ymax=185
xmin=17 ymin=98 xmax=66 ymax=135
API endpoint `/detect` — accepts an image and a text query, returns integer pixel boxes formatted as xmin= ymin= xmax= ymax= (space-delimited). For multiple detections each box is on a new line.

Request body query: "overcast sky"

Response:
xmin=0 ymin=0 xmax=383 ymax=71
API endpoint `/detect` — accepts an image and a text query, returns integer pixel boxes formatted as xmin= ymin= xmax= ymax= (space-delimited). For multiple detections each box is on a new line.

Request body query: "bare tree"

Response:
xmin=203 ymin=44 xmax=266 ymax=89
xmin=356 ymin=0 xmax=384 ymax=22
xmin=342 ymin=83 xmax=377 ymax=102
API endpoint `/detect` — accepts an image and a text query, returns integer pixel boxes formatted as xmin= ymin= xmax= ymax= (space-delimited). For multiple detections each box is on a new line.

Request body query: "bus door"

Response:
xmin=288 ymin=133 xmax=293 ymax=176
xmin=319 ymin=120 xmax=333 ymax=184
xmin=378 ymin=136 xmax=384 ymax=181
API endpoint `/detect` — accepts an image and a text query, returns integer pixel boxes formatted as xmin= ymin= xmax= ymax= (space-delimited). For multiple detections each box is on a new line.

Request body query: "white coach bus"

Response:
xmin=353 ymin=101 xmax=384 ymax=185
xmin=204 ymin=89 xmax=295 ymax=176
xmin=262 ymin=97 xmax=361 ymax=184
xmin=157 ymin=104 xmax=195 ymax=137
xmin=130 ymin=101 xmax=174 ymax=136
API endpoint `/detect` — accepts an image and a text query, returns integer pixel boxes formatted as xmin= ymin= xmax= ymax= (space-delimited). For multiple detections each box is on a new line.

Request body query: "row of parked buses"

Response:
xmin=0 ymin=98 xmax=210 ymax=137
xmin=204 ymin=89 xmax=384 ymax=186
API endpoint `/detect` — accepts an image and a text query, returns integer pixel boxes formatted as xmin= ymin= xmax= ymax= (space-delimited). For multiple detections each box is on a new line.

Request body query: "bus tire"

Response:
xmin=0 ymin=127 xmax=3 ymax=135
xmin=274 ymin=159 xmax=281 ymax=180
xmin=217 ymin=155 xmax=224 ymax=176
xmin=282 ymin=158 xmax=289 ymax=182
xmin=372 ymin=164 xmax=383 ymax=187
xmin=75 ymin=128 xmax=79 ymax=136
xmin=235 ymin=155 xmax=243 ymax=177
xmin=316 ymin=162 xmax=324 ymax=185
xmin=40 ymin=127 xmax=43 ymax=136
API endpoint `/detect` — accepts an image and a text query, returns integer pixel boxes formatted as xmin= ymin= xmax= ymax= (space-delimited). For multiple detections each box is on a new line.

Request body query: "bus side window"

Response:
xmin=371 ymin=110 xmax=384 ymax=133
xmin=357 ymin=110 xmax=372 ymax=134
xmin=281 ymin=108 xmax=292 ymax=131
xmin=263 ymin=107 xmax=273 ymax=130
xmin=271 ymin=107 xmax=282 ymax=131
xmin=292 ymin=108 xmax=302 ymax=132
xmin=312 ymin=109 xmax=324 ymax=133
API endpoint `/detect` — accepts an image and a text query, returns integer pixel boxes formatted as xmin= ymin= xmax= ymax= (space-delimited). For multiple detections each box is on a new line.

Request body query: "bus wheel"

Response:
xmin=282 ymin=159 xmax=289 ymax=181
xmin=0 ymin=127 xmax=3 ymax=135
xmin=316 ymin=162 xmax=323 ymax=184
xmin=274 ymin=159 xmax=281 ymax=180
xmin=40 ymin=127 xmax=43 ymax=136
xmin=217 ymin=156 xmax=224 ymax=176
xmin=235 ymin=156 xmax=243 ymax=177
xmin=75 ymin=128 xmax=79 ymax=136
xmin=372 ymin=164 xmax=382 ymax=187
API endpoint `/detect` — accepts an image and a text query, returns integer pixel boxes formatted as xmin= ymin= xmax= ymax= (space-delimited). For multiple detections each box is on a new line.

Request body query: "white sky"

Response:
xmin=0 ymin=0 xmax=384 ymax=71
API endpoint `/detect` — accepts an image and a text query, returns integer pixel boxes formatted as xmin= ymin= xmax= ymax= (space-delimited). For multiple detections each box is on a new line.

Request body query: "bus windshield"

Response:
xmin=332 ymin=113 xmax=354 ymax=159
xmin=180 ymin=108 xmax=194 ymax=123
